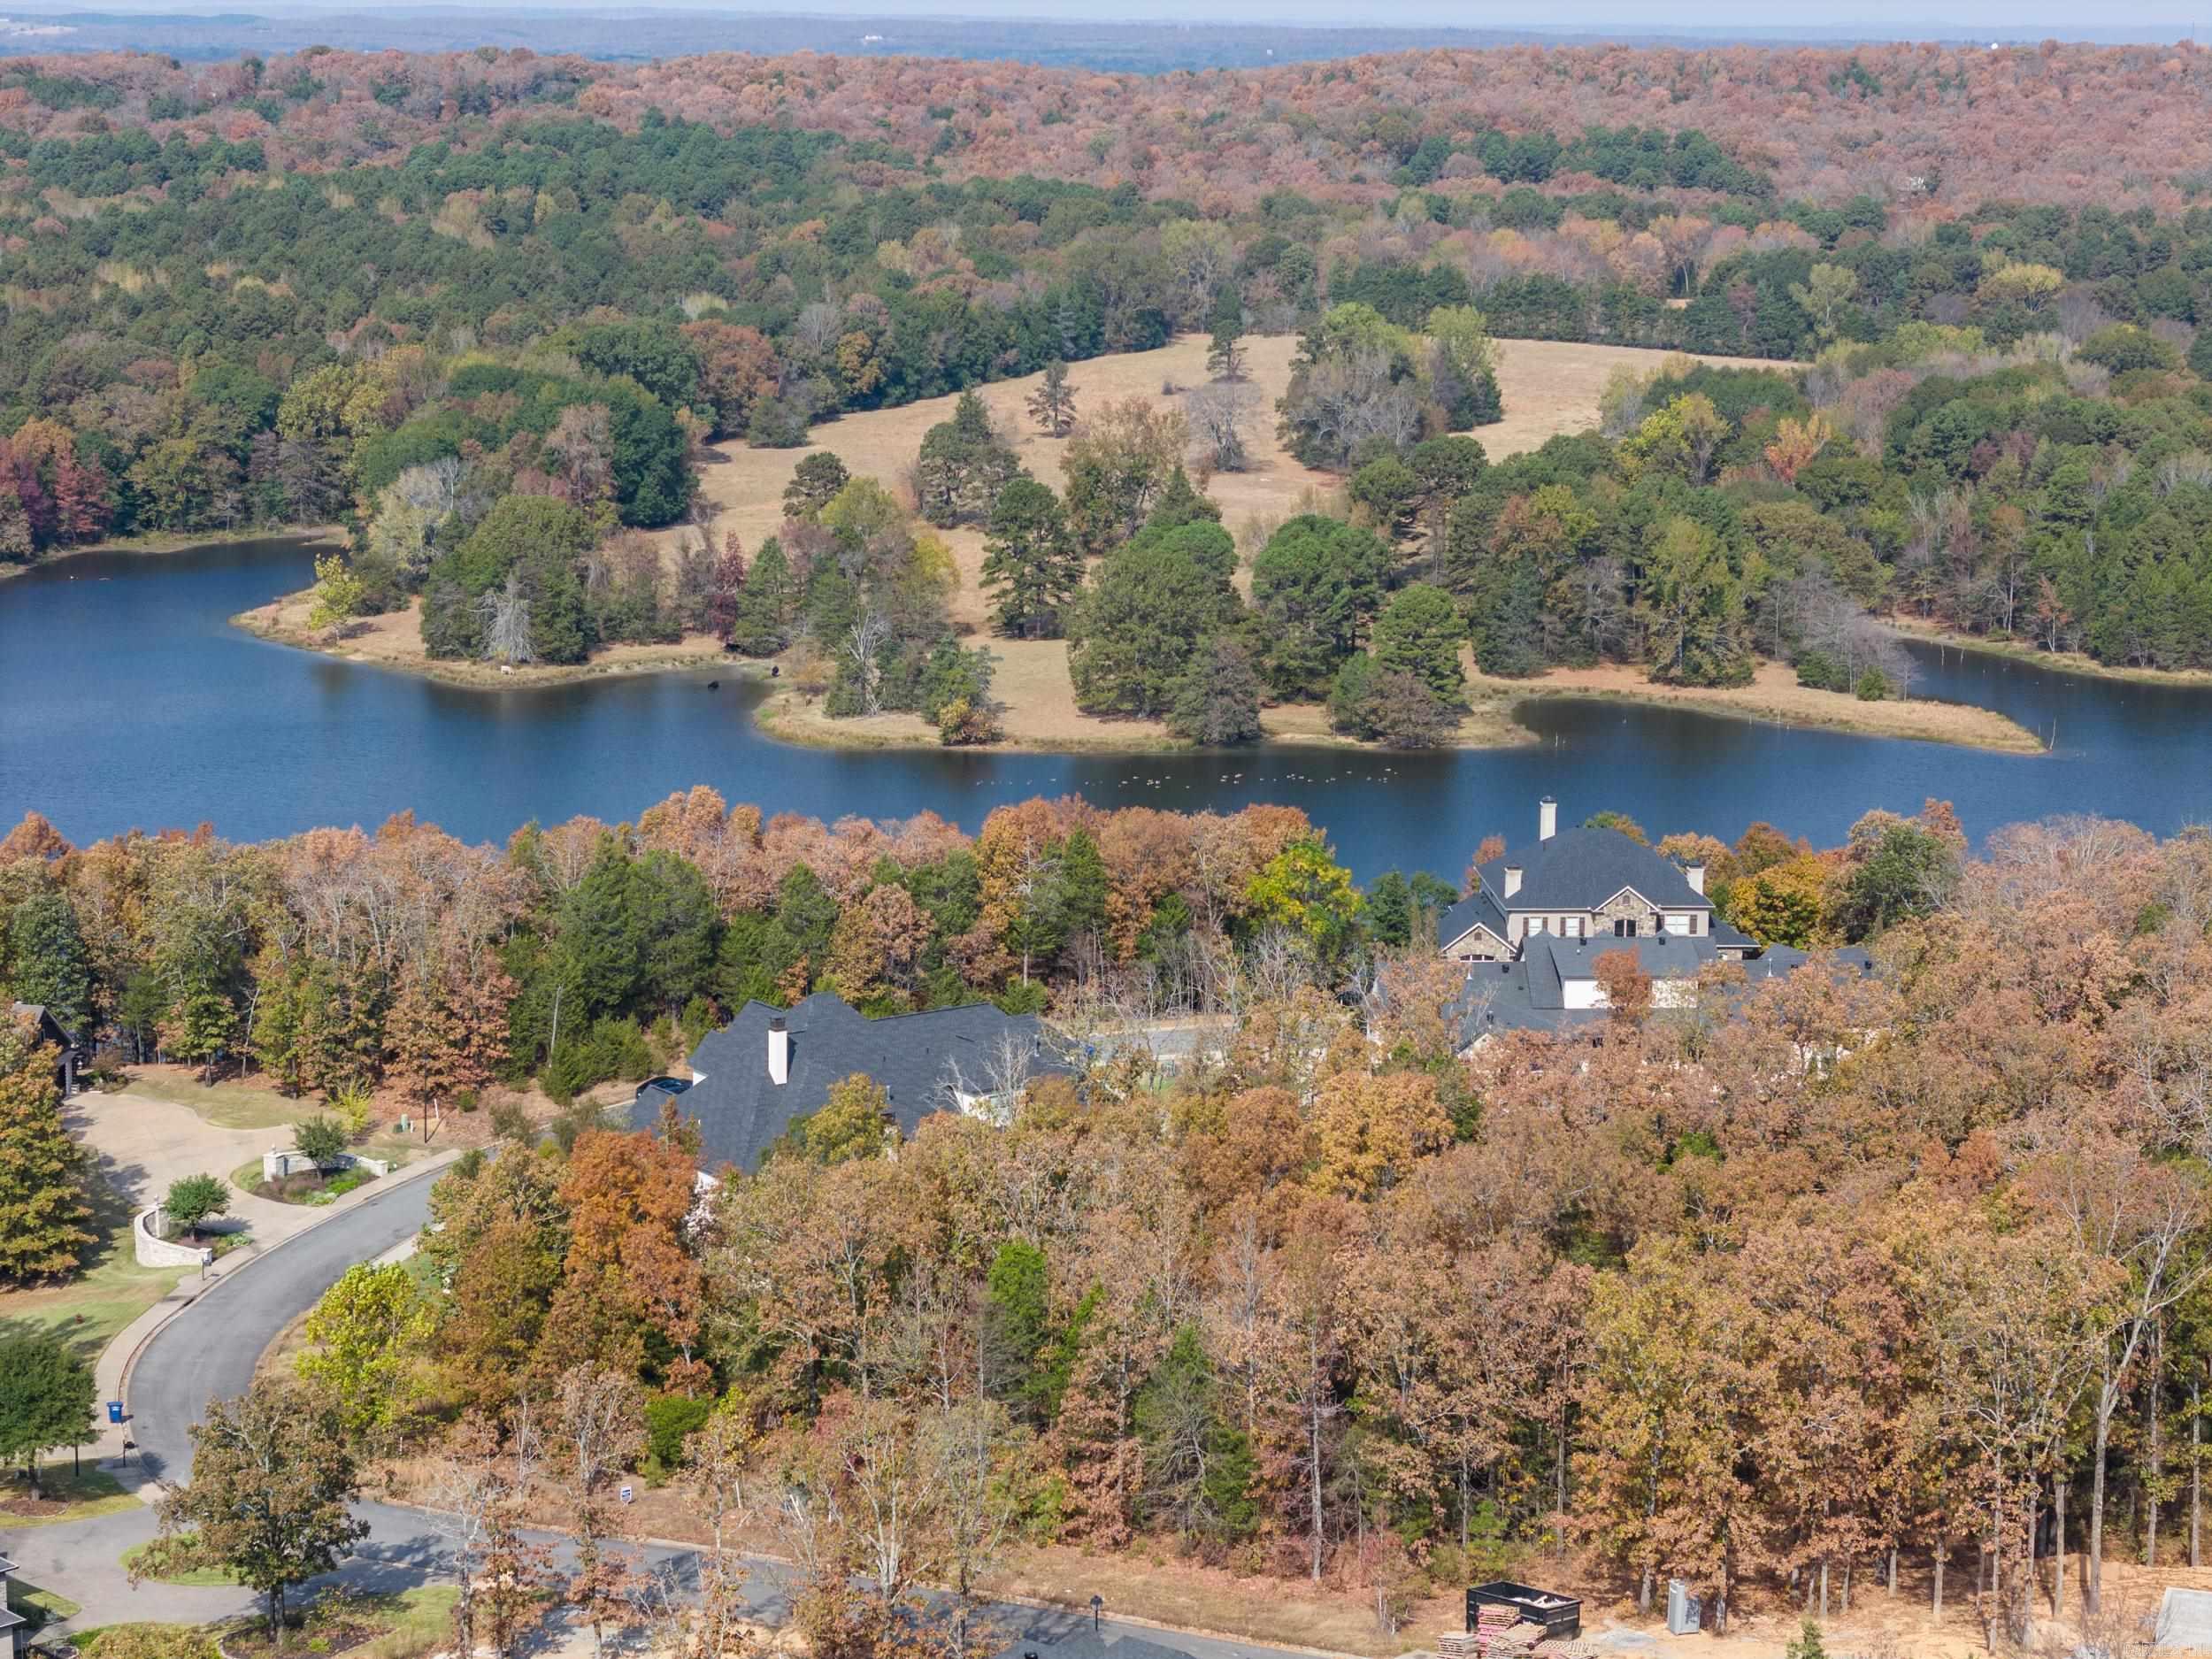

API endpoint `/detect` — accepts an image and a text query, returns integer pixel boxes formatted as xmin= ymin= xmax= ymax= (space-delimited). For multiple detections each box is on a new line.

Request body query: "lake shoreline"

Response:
xmin=0 ymin=524 xmax=341 ymax=584
xmin=232 ymin=588 xmax=743 ymax=691
xmin=749 ymin=685 xmax=1538 ymax=757
xmin=1476 ymin=659 xmax=2048 ymax=755
xmin=1886 ymin=617 xmax=2212 ymax=690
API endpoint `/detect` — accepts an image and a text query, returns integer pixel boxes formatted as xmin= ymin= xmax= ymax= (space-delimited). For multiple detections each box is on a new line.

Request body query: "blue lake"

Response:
xmin=4 ymin=535 xmax=2210 ymax=879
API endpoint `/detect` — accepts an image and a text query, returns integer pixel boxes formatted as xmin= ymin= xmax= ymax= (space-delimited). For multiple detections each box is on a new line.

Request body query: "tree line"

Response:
xmin=19 ymin=805 xmax=2208 ymax=1657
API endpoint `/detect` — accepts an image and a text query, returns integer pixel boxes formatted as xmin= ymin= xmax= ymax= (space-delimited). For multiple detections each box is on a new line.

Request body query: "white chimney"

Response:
xmin=1539 ymin=796 xmax=1557 ymax=841
xmin=767 ymin=1015 xmax=789 ymax=1086
xmin=1503 ymin=864 xmax=1522 ymax=899
xmin=1686 ymin=863 xmax=1707 ymax=895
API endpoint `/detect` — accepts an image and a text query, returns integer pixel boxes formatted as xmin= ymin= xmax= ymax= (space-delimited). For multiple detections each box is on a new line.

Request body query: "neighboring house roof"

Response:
xmin=1710 ymin=920 xmax=1761 ymax=951
xmin=7 ymin=1002 xmax=75 ymax=1046
xmin=1453 ymin=941 xmax=1879 ymax=1048
xmin=1521 ymin=933 xmax=1719 ymax=1000
xmin=1472 ymin=827 xmax=1712 ymax=916
xmin=628 ymin=992 xmax=1072 ymax=1173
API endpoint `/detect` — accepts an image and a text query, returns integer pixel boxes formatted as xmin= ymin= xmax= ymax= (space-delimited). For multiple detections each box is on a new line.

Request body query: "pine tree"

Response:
xmin=6 ymin=884 xmax=92 ymax=1032
xmin=0 ymin=1011 xmax=96 ymax=1284
xmin=980 ymin=479 xmax=1082 ymax=639
xmin=1026 ymin=359 xmax=1078 ymax=438
xmin=1205 ymin=322 xmax=1248 ymax=381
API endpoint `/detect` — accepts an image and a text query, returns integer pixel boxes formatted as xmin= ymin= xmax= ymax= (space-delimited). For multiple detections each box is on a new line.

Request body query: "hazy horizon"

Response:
xmin=0 ymin=0 xmax=2205 ymax=38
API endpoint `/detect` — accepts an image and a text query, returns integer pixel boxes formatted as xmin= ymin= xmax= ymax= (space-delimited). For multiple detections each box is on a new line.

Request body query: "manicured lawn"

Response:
xmin=0 ymin=1178 xmax=188 ymax=1360
xmin=10 ymin=1582 xmax=84 ymax=1627
xmin=119 ymin=1077 xmax=302 ymax=1132
xmin=0 ymin=1463 xmax=142 ymax=1527
xmin=119 ymin=1542 xmax=242 ymax=1587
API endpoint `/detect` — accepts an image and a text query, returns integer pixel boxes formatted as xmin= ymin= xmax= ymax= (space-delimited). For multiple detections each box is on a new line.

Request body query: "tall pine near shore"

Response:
xmin=0 ymin=1010 xmax=95 ymax=1284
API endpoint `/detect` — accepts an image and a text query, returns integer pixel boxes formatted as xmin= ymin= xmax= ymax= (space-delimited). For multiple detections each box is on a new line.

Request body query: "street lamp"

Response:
xmin=1090 ymin=1594 xmax=1103 ymax=1635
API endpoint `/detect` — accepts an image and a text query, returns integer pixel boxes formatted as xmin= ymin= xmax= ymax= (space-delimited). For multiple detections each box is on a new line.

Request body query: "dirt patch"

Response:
xmin=1474 ymin=657 xmax=2046 ymax=753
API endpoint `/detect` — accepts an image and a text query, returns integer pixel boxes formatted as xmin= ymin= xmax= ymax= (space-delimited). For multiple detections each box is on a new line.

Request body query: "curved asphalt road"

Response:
xmin=28 ymin=1168 xmax=1321 ymax=1659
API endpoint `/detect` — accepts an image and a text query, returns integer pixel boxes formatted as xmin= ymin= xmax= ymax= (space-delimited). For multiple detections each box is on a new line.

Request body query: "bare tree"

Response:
xmin=480 ymin=571 xmax=534 ymax=664
xmin=555 ymin=1363 xmax=648 ymax=1659
xmin=1185 ymin=380 xmax=1260 ymax=472
xmin=844 ymin=611 xmax=890 ymax=715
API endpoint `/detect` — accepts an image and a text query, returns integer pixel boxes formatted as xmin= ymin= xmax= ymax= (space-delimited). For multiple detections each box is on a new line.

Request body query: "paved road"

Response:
xmin=25 ymin=1167 xmax=1331 ymax=1659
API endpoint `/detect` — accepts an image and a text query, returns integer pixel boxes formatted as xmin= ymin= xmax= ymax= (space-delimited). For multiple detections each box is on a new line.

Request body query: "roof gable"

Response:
xmin=1473 ymin=826 xmax=1711 ymax=914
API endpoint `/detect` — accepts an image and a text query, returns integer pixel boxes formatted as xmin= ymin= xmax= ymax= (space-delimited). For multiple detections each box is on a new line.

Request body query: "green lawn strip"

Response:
xmin=353 ymin=1587 xmax=459 ymax=1659
xmin=118 ymin=1542 xmax=242 ymax=1587
xmin=10 ymin=1583 xmax=85 ymax=1626
xmin=0 ymin=1179 xmax=188 ymax=1360
xmin=0 ymin=1463 xmax=141 ymax=1527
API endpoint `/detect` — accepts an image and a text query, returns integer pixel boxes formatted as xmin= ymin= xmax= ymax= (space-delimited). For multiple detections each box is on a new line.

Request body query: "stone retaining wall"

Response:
xmin=133 ymin=1205 xmax=212 ymax=1269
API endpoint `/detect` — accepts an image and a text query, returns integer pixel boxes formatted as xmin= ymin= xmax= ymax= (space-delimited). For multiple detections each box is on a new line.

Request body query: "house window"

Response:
xmin=1564 ymin=916 xmax=1582 ymax=938
xmin=1528 ymin=917 xmax=1547 ymax=935
xmin=1665 ymin=913 xmax=1691 ymax=936
xmin=1614 ymin=918 xmax=1632 ymax=937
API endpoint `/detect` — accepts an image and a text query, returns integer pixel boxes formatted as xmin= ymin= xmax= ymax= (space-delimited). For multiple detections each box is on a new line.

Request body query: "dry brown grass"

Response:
xmin=680 ymin=332 xmax=1775 ymax=633
xmin=694 ymin=331 xmax=1772 ymax=750
xmin=1473 ymin=657 xmax=2046 ymax=753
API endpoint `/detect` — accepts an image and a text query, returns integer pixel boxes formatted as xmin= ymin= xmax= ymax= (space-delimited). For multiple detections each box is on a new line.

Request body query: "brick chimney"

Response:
xmin=1503 ymin=864 xmax=1522 ymax=899
xmin=767 ymin=1015 xmax=789 ymax=1086
xmin=1539 ymin=796 xmax=1557 ymax=841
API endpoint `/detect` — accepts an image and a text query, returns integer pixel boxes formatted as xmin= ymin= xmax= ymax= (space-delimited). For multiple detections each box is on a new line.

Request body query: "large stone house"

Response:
xmin=1435 ymin=798 xmax=1739 ymax=960
xmin=629 ymin=991 xmax=1074 ymax=1173
xmin=1434 ymin=799 xmax=1870 ymax=1046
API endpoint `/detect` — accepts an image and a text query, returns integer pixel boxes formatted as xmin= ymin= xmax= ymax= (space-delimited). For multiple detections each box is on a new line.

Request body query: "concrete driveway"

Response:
xmin=67 ymin=1086 xmax=311 ymax=1247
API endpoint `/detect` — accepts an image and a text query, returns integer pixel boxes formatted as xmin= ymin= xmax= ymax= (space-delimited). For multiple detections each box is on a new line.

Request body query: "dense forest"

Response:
xmin=8 ymin=799 xmax=2212 ymax=1655
xmin=7 ymin=45 xmax=2212 ymax=686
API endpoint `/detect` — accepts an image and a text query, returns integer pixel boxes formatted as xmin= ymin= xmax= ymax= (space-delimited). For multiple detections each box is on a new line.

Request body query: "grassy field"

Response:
xmin=0 ymin=1463 xmax=142 ymax=1528
xmin=728 ymin=332 xmax=1773 ymax=753
xmin=0 ymin=1178 xmax=188 ymax=1360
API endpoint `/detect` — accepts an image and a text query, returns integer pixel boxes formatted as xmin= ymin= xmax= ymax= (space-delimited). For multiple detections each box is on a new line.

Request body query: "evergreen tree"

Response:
xmin=1025 ymin=359 xmax=1078 ymax=438
xmin=1168 ymin=636 xmax=1265 ymax=746
xmin=916 ymin=391 xmax=1023 ymax=527
xmin=1251 ymin=514 xmax=1392 ymax=699
xmin=781 ymin=453 xmax=850 ymax=521
xmin=980 ymin=479 xmax=1082 ymax=640
xmin=1067 ymin=522 xmax=1242 ymax=717
xmin=1205 ymin=323 xmax=1248 ymax=382
xmin=0 ymin=1011 xmax=96 ymax=1285
xmin=5 ymin=884 xmax=91 ymax=1032
xmin=1372 ymin=583 xmax=1467 ymax=702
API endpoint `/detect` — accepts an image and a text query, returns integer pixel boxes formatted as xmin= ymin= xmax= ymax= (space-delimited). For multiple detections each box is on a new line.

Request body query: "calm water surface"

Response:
xmin=4 ymin=536 xmax=2211 ymax=879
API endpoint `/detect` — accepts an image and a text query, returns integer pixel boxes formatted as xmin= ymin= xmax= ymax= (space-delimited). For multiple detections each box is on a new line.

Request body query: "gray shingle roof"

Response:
xmin=628 ymin=992 xmax=1072 ymax=1173
xmin=1473 ymin=826 xmax=1712 ymax=914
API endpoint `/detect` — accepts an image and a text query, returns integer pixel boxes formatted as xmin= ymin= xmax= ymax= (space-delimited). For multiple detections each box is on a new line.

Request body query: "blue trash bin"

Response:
xmin=107 ymin=1400 xmax=124 ymax=1424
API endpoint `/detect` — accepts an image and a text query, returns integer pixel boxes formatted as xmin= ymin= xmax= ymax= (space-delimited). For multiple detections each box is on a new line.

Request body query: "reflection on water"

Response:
xmin=5 ymin=538 xmax=2212 ymax=879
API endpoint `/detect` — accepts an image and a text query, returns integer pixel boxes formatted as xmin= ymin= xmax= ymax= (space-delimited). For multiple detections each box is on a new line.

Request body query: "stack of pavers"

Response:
xmin=1437 ymin=1632 xmax=1479 ymax=1659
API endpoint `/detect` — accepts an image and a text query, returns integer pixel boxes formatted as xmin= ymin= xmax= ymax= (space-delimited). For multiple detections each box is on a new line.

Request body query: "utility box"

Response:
xmin=1469 ymin=1583 xmax=1582 ymax=1642
xmin=1666 ymin=1579 xmax=1701 ymax=1636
